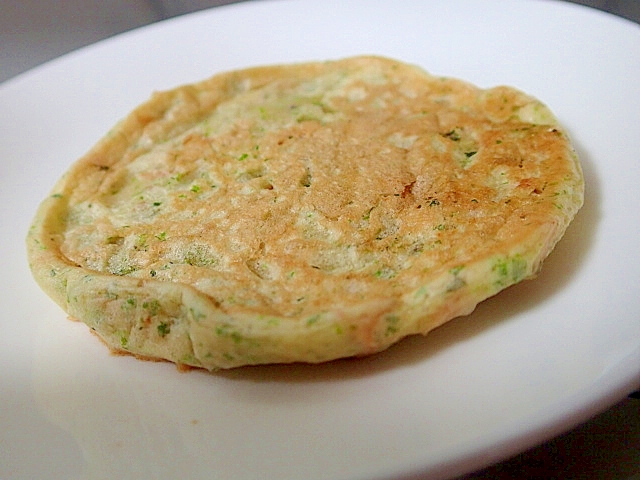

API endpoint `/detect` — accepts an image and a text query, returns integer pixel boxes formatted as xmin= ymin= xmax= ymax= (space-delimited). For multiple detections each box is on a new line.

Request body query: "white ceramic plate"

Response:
xmin=1 ymin=1 xmax=639 ymax=478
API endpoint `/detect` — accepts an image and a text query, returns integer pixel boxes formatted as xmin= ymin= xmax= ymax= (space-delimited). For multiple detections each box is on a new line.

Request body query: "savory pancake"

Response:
xmin=27 ymin=56 xmax=584 ymax=370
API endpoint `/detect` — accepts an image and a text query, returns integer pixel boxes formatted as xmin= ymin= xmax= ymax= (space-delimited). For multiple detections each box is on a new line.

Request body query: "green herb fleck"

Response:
xmin=415 ymin=286 xmax=429 ymax=298
xmin=183 ymin=245 xmax=216 ymax=267
xmin=215 ymin=326 xmax=228 ymax=336
xmin=493 ymin=259 xmax=509 ymax=278
xmin=492 ymin=254 xmax=528 ymax=286
xmin=215 ymin=324 xmax=243 ymax=343
xmin=443 ymin=129 xmax=461 ymax=141
xmin=306 ymin=314 xmax=321 ymax=326
xmin=124 ymin=298 xmax=136 ymax=309
xmin=114 ymin=264 xmax=137 ymax=276
xmin=142 ymin=299 xmax=161 ymax=316
xmin=385 ymin=315 xmax=400 ymax=336
xmin=230 ymin=332 xmax=243 ymax=344
xmin=189 ymin=308 xmax=206 ymax=321
xmin=510 ymin=255 xmax=528 ymax=282
xmin=106 ymin=236 xmax=124 ymax=245
xmin=449 ymin=265 xmax=465 ymax=275
xmin=135 ymin=234 xmax=148 ymax=251
xmin=375 ymin=268 xmax=396 ymax=279
xmin=362 ymin=206 xmax=374 ymax=220
xmin=157 ymin=322 xmax=170 ymax=337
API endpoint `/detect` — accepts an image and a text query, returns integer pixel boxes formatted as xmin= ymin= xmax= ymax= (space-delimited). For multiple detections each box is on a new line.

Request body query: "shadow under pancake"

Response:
xmin=214 ymin=136 xmax=601 ymax=385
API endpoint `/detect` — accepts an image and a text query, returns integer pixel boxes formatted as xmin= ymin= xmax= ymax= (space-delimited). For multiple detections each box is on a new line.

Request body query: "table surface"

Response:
xmin=1 ymin=1 xmax=638 ymax=479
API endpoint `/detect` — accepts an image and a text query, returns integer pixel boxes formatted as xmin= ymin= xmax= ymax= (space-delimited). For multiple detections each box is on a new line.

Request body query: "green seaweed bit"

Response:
xmin=135 ymin=234 xmax=148 ymax=250
xmin=157 ymin=322 xmax=171 ymax=337
xmin=170 ymin=172 xmax=186 ymax=184
xmin=493 ymin=258 xmax=509 ymax=279
xmin=106 ymin=235 xmax=124 ymax=245
xmin=215 ymin=324 xmax=243 ymax=343
xmin=375 ymin=268 xmax=396 ymax=279
xmin=120 ymin=332 xmax=129 ymax=348
xmin=385 ymin=315 xmax=400 ymax=336
xmin=415 ymin=285 xmax=429 ymax=298
xmin=189 ymin=308 xmax=206 ymax=321
xmin=230 ymin=332 xmax=243 ymax=344
xmin=492 ymin=254 xmax=528 ymax=286
xmin=142 ymin=299 xmax=161 ymax=316
xmin=155 ymin=231 xmax=167 ymax=241
xmin=306 ymin=314 xmax=321 ymax=326
xmin=267 ymin=317 xmax=280 ymax=326
xmin=183 ymin=245 xmax=216 ymax=267
xmin=296 ymin=114 xmax=321 ymax=123
xmin=223 ymin=352 xmax=235 ymax=361
xmin=510 ymin=255 xmax=528 ymax=282
xmin=181 ymin=353 xmax=197 ymax=365
xmin=121 ymin=297 xmax=137 ymax=310
xmin=51 ymin=193 xmax=63 ymax=199
xmin=449 ymin=265 xmax=465 ymax=275
xmin=115 ymin=264 xmax=137 ymax=276
xmin=443 ymin=128 xmax=461 ymax=141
